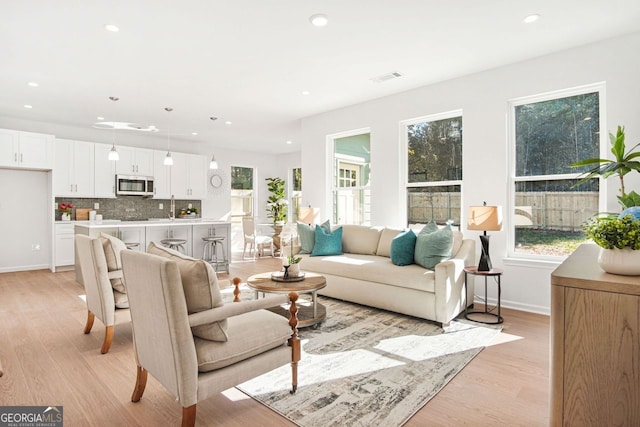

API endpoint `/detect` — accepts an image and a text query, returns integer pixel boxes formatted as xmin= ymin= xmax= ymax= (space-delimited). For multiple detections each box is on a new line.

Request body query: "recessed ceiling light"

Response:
xmin=105 ymin=24 xmax=120 ymax=32
xmin=225 ymin=121 xmax=232 ymax=125
xmin=192 ymin=132 xmax=198 ymax=135
xmin=309 ymin=14 xmax=328 ymax=27
xmin=302 ymin=90 xmax=310 ymax=96
xmin=97 ymin=116 xmax=104 ymax=120
xmin=27 ymin=82 xmax=39 ymax=87
xmin=24 ymin=104 xmax=33 ymax=109
xmin=286 ymin=140 xmax=293 ymax=145
xmin=523 ymin=14 xmax=540 ymax=24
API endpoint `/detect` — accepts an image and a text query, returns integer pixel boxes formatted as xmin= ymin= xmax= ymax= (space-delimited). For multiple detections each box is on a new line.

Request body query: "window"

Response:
xmin=291 ymin=167 xmax=302 ymax=221
xmin=509 ymin=84 xmax=604 ymax=258
xmin=230 ymin=166 xmax=254 ymax=222
xmin=329 ymin=131 xmax=371 ymax=225
xmin=403 ymin=111 xmax=463 ymax=226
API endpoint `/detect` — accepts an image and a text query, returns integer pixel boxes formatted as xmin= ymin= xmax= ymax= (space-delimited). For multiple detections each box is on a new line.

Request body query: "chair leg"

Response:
xmin=101 ymin=325 xmax=114 ymax=354
xmin=83 ymin=310 xmax=95 ymax=334
xmin=131 ymin=365 xmax=148 ymax=402
xmin=288 ymin=292 xmax=300 ymax=394
xmin=181 ymin=405 xmax=196 ymax=427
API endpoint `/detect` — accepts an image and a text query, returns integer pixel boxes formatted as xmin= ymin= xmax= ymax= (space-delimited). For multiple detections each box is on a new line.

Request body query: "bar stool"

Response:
xmin=202 ymin=236 xmax=229 ymax=273
xmin=161 ymin=238 xmax=187 ymax=253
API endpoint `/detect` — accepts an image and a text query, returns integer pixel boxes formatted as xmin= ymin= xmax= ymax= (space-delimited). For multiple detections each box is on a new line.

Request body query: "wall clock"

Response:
xmin=210 ymin=174 xmax=223 ymax=188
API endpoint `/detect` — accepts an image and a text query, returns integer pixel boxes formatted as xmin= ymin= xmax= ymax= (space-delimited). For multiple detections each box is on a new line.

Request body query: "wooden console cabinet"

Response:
xmin=550 ymin=244 xmax=639 ymax=426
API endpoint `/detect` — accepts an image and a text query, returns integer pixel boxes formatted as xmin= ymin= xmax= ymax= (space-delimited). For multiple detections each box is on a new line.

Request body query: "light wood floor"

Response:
xmin=0 ymin=258 xmax=550 ymax=426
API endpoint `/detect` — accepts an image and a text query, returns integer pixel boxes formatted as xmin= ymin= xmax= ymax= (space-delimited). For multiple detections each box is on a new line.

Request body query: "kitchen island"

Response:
xmin=71 ymin=219 xmax=231 ymax=284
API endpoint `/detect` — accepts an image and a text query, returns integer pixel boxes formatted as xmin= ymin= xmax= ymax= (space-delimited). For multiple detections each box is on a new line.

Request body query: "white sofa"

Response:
xmin=297 ymin=224 xmax=476 ymax=326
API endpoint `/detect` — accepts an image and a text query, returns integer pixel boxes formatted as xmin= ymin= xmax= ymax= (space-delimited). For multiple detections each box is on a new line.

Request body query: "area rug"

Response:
xmin=223 ymin=286 xmax=501 ymax=427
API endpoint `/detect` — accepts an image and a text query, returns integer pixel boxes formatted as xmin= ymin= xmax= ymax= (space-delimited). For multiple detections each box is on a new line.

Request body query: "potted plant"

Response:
xmin=583 ymin=213 xmax=640 ymax=275
xmin=59 ymin=202 xmax=73 ymax=221
xmin=285 ymin=254 xmax=302 ymax=277
xmin=265 ymin=177 xmax=288 ymax=225
xmin=571 ymin=125 xmax=640 ymax=208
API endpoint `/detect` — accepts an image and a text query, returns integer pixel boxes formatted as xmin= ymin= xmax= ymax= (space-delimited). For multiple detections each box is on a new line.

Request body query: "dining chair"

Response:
xmin=242 ymin=216 xmax=274 ymax=258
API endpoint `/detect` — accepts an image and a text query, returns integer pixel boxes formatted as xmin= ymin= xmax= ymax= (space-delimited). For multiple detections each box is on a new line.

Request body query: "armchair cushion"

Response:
xmin=194 ymin=309 xmax=292 ymax=372
xmin=148 ymin=242 xmax=228 ymax=342
xmin=100 ymin=232 xmax=128 ymax=293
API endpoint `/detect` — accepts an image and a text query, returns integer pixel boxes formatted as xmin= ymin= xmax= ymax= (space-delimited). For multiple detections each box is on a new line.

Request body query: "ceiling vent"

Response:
xmin=370 ymin=71 xmax=403 ymax=83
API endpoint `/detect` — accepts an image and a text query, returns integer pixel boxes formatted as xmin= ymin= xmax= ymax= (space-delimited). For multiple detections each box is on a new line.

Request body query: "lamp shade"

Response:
xmin=468 ymin=205 xmax=503 ymax=231
xmin=298 ymin=207 xmax=320 ymax=224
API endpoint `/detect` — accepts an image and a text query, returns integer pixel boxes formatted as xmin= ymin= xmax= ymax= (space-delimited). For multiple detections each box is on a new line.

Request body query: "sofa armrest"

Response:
xmin=188 ymin=295 xmax=289 ymax=327
xmin=433 ymin=239 xmax=476 ymax=324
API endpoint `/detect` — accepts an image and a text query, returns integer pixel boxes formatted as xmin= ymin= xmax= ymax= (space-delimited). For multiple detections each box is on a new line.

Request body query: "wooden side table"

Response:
xmin=464 ymin=266 xmax=504 ymax=324
xmin=247 ymin=272 xmax=327 ymax=328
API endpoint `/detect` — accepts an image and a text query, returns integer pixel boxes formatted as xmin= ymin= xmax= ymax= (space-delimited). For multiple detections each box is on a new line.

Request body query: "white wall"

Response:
xmin=0 ymin=169 xmax=51 ymax=271
xmin=300 ymin=31 xmax=640 ymax=315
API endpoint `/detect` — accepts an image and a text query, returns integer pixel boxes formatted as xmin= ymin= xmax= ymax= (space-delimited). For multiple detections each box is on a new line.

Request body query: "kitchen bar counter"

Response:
xmin=71 ymin=219 xmax=231 ymax=283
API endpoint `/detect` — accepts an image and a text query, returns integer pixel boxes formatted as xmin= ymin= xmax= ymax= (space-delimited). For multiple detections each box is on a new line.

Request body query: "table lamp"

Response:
xmin=467 ymin=203 xmax=503 ymax=271
xmin=298 ymin=207 xmax=320 ymax=225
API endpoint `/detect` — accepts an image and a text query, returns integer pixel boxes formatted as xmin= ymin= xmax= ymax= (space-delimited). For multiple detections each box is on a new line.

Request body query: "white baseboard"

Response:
xmin=471 ymin=296 xmax=550 ymax=316
xmin=0 ymin=264 xmax=50 ymax=273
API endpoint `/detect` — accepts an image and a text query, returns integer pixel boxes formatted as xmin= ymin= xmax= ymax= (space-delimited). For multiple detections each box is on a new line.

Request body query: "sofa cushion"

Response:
xmin=147 ymin=242 xmax=228 ymax=342
xmin=414 ymin=221 xmax=453 ymax=270
xmin=311 ymin=226 xmax=343 ymax=256
xmin=390 ymin=229 xmax=417 ymax=266
xmin=300 ymin=253 xmax=436 ymax=293
xmin=452 ymin=230 xmax=463 ymax=257
xmin=341 ymin=225 xmax=383 ymax=255
xmin=376 ymin=227 xmax=402 ymax=257
xmin=99 ymin=232 xmax=128 ymax=293
xmin=194 ymin=309 xmax=291 ymax=372
xmin=297 ymin=220 xmax=330 ymax=254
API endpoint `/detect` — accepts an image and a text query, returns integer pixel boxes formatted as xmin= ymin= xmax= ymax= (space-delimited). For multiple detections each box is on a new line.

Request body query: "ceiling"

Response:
xmin=1 ymin=1 xmax=640 ymax=154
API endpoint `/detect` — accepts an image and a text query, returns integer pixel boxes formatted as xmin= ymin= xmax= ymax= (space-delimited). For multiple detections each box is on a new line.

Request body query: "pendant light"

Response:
xmin=164 ymin=107 xmax=174 ymax=166
xmin=107 ymin=96 xmax=120 ymax=161
xmin=209 ymin=154 xmax=218 ymax=169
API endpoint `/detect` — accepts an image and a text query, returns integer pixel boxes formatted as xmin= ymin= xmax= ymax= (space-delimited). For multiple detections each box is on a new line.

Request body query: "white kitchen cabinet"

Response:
xmin=54 ymin=139 xmax=94 ymax=197
xmin=0 ymin=128 xmax=54 ymax=170
xmin=116 ymin=146 xmax=154 ymax=176
xmin=118 ymin=226 xmax=146 ymax=252
xmin=152 ymin=150 xmax=172 ymax=199
xmin=55 ymin=223 xmax=75 ymax=267
xmin=146 ymin=225 xmax=192 ymax=256
xmin=171 ymin=152 xmax=207 ymax=199
xmin=94 ymin=143 xmax=117 ymax=197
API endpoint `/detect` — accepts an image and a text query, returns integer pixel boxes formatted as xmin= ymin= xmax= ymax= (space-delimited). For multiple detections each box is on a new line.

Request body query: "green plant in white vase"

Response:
xmin=583 ymin=214 xmax=640 ymax=275
xmin=265 ymin=177 xmax=288 ymax=224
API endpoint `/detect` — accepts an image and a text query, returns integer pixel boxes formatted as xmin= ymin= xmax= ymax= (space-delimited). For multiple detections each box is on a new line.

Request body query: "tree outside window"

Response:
xmin=231 ymin=166 xmax=254 ymax=221
xmin=510 ymin=86 xmax=603 ymax=257
xmin=405 ymin=112 xmax=463 ymax=226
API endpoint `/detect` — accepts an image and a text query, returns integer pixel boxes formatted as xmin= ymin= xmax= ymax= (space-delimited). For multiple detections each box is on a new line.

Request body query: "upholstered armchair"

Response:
xmin=121 ymin=247 xmax=300 ymax=427
xmin=75 ymin=234 xmax=131 ymax=354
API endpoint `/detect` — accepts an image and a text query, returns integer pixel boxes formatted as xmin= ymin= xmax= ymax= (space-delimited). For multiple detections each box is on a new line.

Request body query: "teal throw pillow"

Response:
xmin=311 ymin=225 xmax=343 ymax=256
xmin=390 ymin=229 xmax=417 ymax=266
xmin=297 ymin=220 xmax=331 ymax=254
xmin=413 ymin=221 xmax=453 ymax=270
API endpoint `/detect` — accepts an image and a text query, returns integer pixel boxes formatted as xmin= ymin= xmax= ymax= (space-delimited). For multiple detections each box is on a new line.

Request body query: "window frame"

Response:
xmin=506 ymin=82 xmax=607 ymax=261
xmin=400 ymin=109 xmax=464 ymax=226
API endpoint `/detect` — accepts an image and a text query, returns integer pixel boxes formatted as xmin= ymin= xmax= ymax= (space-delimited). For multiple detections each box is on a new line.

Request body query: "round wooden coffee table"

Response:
xmin=247 ymin=272 xmax=327 ymax=328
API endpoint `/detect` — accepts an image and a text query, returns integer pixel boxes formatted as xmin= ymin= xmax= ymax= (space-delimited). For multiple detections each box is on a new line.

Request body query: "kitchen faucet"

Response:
xmin=169 ymin=195 xmax=175 ymax=220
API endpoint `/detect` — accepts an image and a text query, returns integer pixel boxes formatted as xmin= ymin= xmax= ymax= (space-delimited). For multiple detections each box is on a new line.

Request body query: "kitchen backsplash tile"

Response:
xmin=54 ymin=197 xmax=202 ymax=221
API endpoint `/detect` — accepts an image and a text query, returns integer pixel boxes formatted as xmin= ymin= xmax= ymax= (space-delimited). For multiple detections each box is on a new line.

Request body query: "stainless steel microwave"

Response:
xmin=115 ymin=175 xmax=154 ymax=197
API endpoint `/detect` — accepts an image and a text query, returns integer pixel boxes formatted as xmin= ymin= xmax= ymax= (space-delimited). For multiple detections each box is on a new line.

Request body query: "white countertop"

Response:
xmin=62 ymin=218 xmax=231 ymax=228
